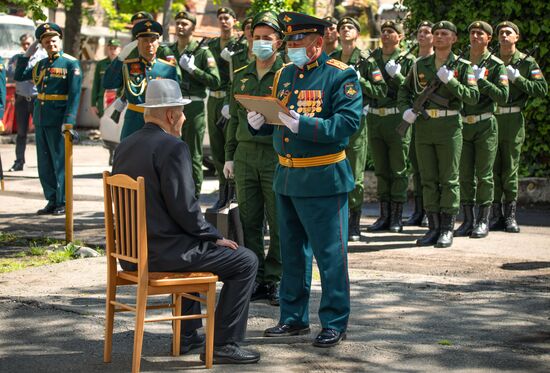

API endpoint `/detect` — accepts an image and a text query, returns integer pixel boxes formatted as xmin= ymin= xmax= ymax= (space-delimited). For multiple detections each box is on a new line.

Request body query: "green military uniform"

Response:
xmin=0 ymin=61 xmax=5 ymax=120
xmin=14 ymin=23 xmax=82 ymax=212
xmin=103 ymin=21 xmax=179 ymax=140
xmin=398 ymin=21 xmax=479 ymax=248
xmin=168 ymin=33 xmax=221 ymax=197
xmin=91 ymin=58 xmax=113 ymax=117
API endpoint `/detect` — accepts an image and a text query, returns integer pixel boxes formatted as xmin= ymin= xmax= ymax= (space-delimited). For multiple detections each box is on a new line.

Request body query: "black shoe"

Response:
xmin=454 ymin=204 xmax=475 ymax=237
xmin=312 ymin=328 xmax=346 ymax=348
xmin=504 ymin=201 xmax=520 ymax=233
xmin=264 ymin=323 xmax=310 ymax=337
xmin=471 ymin=204 xmax=490 ymax=238
xmin=37 ymin=202 xmax=56 ymax=215
xmin=53 ymin=205 xmax=66 ymax=215
xmin=416 ymin=212 xmax=440 ymax=246
xmin=180 ymin=330 xmax=205 ymax=354
xmin=404 ymin=196 xmax=424 ymax=226
xmin=348 ymin=209 xmax=362 ymax=241
xmin=206 ymin=183 xmax=228 ymax=212
xmin=489 ymin=203 xmax=505 ymax=231
xmin=250 ymin=281 xmax=269 ymax=301
xmin=199 ymin=343 xmax=260 ymax=364
xmin=388 ymin=202 xmax=404 ymax=233
xmin=8 ymin=162 xmax=24 ymax=172
xmin=367 ymin=202 xmax=390 ymax=232
xmin=436 ymin=212 xmax=456 ymax=248
xmin=267 ymin=282 xmax=280 ymax=306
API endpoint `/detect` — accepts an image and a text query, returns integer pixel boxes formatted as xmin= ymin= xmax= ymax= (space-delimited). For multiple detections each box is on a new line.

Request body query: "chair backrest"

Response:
xmin=103 ymin=171 xmax=148 ymax=270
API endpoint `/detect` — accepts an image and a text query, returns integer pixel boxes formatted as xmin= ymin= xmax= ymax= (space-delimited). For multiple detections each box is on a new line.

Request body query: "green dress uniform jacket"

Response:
xmin=90 ymin=57 xmax=113 ymax=117
xmin=253 ymin=52 xmax=362 ymax=332
xmin=14 ymin=51 xmax=82 ymax=207
xmin=398 ymin=53 xmax=480 ymax=214
xmin=460 ymin=51 xmax=509 ymax=205
xmin=103 ymin=56 xmax=179 ymax=140
xmin=493 ymin=50 xmax=548 ymax=203
xmin=225 ymin=57 xmax=284 ymax=285
xmin=167 ymin=40 xmax=221 ymax=196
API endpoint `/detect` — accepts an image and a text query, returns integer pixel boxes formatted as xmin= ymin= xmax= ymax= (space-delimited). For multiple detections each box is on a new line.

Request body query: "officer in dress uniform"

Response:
xmin=491 ymin=21 xmax=548 ymax=233
xmin=14 ymin=22 xmax=82 ymax=215
xmin=454 ymin=21 xmax=509 ymax=239
xmin=249 ymin=12 xmax=362 ymax=348
xmin=398 ymin=21 xmax=479 ymax=248
xmin=103 ymin=20 xmax=179 ymax=140
xmin=90 ymin=39 xmax=121 ymax=118
xmin=168 ymin=11 xmax=221 ymax=197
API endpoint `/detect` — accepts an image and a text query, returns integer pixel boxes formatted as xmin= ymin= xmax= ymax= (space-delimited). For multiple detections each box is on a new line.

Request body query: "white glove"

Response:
xmin=402 ymin=108 xmax=418 ymax=124
xmin=223 ymin=161 xmax=234 ymax=179
xmin=221 ymin=104 xmax=231 ymax=119
xmin=278 ymin=110 xmax=300 ymax=134
xmin=179 ymin=54 xmax=197 ymax=73
xmin=24 ymin=40 xmax=40 ymax=57
xmin=247 ymin=111 xmax=265 ymax=130
xmin=385 ymin=60 xmax=401 ymax=78
xmin=220 ymin=47 xmax=234 ymax=62
xmin=362 ymin=105 xmax=369 ymax=116
xmin=437 ymin=65 xmax=454 ymax=84
xmin=473 ymin=65 xmax=486 ymax=81
xmin=506 ymin=65 xmax=521 ymax=82
xmin=118 ymin=40 xmax=137 ymax=61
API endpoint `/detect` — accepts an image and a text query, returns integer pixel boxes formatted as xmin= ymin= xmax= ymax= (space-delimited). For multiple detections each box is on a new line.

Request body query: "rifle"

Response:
xmin=477 ymin=44 xmax=498 ymax=69
xmin=511 ymin=44 xmax=539 ymax=69
xmin=395 ymin=43 xmax=418 ymax=65
xmin=396 ymin=47 xmax=469 ymax=137
xmin=185 ymin=37 xmax=209 ymax=57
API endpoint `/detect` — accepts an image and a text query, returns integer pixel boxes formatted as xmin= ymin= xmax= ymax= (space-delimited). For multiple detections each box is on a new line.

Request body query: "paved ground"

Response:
xmin=1 ymin=142 xmax=549 ymax=372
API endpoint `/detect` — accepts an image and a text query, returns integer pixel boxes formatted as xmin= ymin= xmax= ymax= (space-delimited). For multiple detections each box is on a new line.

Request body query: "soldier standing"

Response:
xmin=103 ymin=20 xmax=179 ymax=140
xmin=491 ymin=21 xmax=548 ymax=233
xmin=168 ymin=11 xmax=221 ymax=198
xmin=398 ymin=21 xmax=479 ymax=248
xmin=14 ymin=23 xmax=82 ymax=215
xmin=366 ymin=21 xmax=415 ymax=234
xmin=90 ymin=39 xmax=121 ymax=118
xmin=454 ymin=21 xmax=509 ymax=238
xmin=322 ymin=16 xmax=340 ymax=57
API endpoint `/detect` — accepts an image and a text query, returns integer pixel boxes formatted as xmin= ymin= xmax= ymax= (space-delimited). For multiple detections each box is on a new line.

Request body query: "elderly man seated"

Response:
xmin=112 ymin=79 xmax=260 ymax=364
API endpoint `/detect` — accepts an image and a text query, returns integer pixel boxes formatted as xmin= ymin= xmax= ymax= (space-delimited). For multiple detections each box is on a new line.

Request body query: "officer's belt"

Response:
xmin=461 ymin=112 xmax=493 ymax=124
xmin=369 ymin=107 xmax=399 ymax=116
xmin=189 ymin=96 xmax=204 ymax=102
xmin=37 ymin=93 xmax=68 ymax=101
xmin=127 ymin=103 xmax=145 ymax=113
xmin=425 ymin=109 xmax=459 ymax=119
xmin=495 ymin=106 xmax=521 ymax=115
xmin=209 ymin=90 xmax=226 ymax=99
xmin=278 ymin=151 xmax=346 ymax=168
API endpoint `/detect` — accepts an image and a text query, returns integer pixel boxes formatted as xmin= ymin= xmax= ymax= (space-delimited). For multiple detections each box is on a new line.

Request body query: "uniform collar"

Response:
xmin=48 ymin=51 xmax=61 ymax=62
xmin=301 ymin=51 xmax=328 ymax=71
xmin=245 ymin=55 xmax=285 ymax=77
xmin=140 ymin=56 xmax=156 ymax=67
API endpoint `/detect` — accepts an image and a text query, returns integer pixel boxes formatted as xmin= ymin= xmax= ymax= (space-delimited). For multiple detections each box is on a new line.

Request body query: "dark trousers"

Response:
xmin=14 ymin=94 xmax=35 ymax=165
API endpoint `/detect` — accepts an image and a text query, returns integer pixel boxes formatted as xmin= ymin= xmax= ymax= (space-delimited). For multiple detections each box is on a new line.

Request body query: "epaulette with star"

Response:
xmin=234 ymin=64 xmax=249 ymax=74
xmin=158 ymin=57 xmax=176 ymax=66
xmin=123 ymin=58 xmax=140 ymax=64
xmin=326 ymin=59 xmax=349 ymax=70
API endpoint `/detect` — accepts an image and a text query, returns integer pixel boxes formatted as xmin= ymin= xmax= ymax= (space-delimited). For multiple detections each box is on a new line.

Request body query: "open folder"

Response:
xmin=234 ymin=94 xmax=290 ymax=125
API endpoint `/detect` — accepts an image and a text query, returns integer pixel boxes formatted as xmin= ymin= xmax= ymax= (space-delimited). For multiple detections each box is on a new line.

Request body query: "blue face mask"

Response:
xmin=252 ymin=40 xmax=274 ymax=61
xmin=287 ymin=47 xmax=310 ymax=68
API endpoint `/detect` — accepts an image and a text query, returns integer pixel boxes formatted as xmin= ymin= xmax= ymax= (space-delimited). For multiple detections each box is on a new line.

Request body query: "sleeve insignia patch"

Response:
xmin=344 ymin=82 xmax=358 ymax=97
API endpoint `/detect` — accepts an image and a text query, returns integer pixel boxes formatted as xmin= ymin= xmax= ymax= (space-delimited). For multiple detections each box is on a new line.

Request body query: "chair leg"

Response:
xmin=132 ymin=284 xmax=147 ymax=373
xmin=205 ymin=283 xmax=216 ymax=369
xmin=172 ymin=294 xmax=182 ymax=356
xmin=103 ymin=278 xmax=117 ymax=363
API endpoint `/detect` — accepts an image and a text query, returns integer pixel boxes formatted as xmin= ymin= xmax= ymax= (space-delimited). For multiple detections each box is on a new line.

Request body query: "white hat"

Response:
xmin=138 ymin=79 xmax=191 ymax=108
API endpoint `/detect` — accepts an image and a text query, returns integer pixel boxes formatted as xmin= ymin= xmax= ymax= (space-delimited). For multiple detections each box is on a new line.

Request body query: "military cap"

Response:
xmin=337 ymin=17 xmax=360 ymax=32
xmin=107 ymin=39 xmax=121 ymax=47
xmin=132 ymin=20 xmax=163 ymax=39
xmin=252 ymin=11 xmax=282 ymax=36
xmin=175 ymin=10 xmax=196 ymax=25
xmin=417 ymin=20 xmax=434 ymax=31
xmin=432 ymin=20 xmax=458 ymax=34
xmin=35 ymin=22 xmax=63 ymax=41
xmin=468 ymin=21 xmax=493 ymax=36
xmin=495 ymin=21 xmax=519 ymax=35
xmin=278 ymin=12 xmax=332 ymax=41
xmin=217 ymin=7 xmax=236 ymax=19
xmin=323 ymin=16 xmax=339 ymax=26
xmin=131 ymin=11 xmax=154 ymax=24
xmin=241 ymin=16 xmax=254 ymax=31
xmin=381 ymin=20 xmax=404 ymax=34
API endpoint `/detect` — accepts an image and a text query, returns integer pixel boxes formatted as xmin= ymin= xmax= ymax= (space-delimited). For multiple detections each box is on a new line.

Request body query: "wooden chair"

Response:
xmin=102 ymin=171 xmax=218 ymax=372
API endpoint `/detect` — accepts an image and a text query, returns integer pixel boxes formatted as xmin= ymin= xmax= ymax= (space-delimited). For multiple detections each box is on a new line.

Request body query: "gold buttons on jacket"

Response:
xmin=299 ymin=74 xmax=304 ymax=78
xmin=294 ymin=90 xmax=299 ymax=94
xmin=286 ymin=154 xmax=291 ymax=158
xmin=284 ymin=137 xmax=289 ymax=143
xmin=290 ymin=105 xmax=295 ymax=109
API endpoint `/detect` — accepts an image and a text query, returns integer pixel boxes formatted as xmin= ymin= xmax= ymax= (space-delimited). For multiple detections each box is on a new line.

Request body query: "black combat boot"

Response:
xmin=206 ymin=183 xmax=228 ymax=212
xmin=504 ymin=201 xmax=520 ymax=233
xmin=489 ymin=202 xmax=505 ymax=231
xmin=454 ymin=204 xmax=475 ymax=237
xmin=471 ymin=204 xmax=490 ymax=238
xmin=404 ymin=196 xmax=423 ymax=226
xmin=367 ymin=202 xmax=390 ymax=232
xmin=348 ymin=209 xmax=362 ymax=241
xmin=420 ymin=212 xmax=428 ymax=227
xmin=416 ymin=212 xmax=440 ymax=246
xmin=436 ymin=212 xmax=456 ymax=248
xmin=389 ymin=202 xmax=404 ymax=233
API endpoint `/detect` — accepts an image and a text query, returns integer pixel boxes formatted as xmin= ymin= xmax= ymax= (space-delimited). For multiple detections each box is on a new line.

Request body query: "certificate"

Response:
xmin=234 ymin=94 xmax=290 ymax=125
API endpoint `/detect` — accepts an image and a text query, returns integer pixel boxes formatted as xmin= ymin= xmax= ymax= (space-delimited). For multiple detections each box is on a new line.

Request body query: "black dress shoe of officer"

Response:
xmin=313 ymin=328 xmax=346 ymax=348
xmin=264 ymin=323 xmax=311 ymax=337
xmin=180 ymin=330 xmax=205 ymax=354
xmin=200 ymin=343 xmax=260 ymax=364
xmin=53 ymin=205 xmax=66 ymax=215
xmin=37 ymin=202 xmax=56 ymax=215
xmin=9 ymin=162 xmax=24 ymax=171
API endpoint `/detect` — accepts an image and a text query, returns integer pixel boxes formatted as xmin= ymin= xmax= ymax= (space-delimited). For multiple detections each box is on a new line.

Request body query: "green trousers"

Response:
xmin=367 ymin=112 xmax=411 ymax=203
xmin=35 ymin=126 xmax=65 ymax=206
xmin=493 ymin=112 xmax=524 ymax=203
xmin=459 ymin=116 xmax=498 ymax=206
xmin=182 ymin=100 xmax=206 ymax=198
xmin=409 ymin=126 xmax=423 ymax=197
xmin=207 ymin=96 xmax=227 ymax=186
xmin=347 ymin=115 xmax=367 ymax=211
xmin=234 ymin=142 xmax=281 ymax=284
xmin=415 ymin=116 xmax=462 ymax=214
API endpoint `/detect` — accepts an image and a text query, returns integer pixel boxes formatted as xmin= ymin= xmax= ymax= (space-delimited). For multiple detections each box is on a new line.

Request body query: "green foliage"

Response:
xmin=0 ymin=0 xmax=59 ymax=21
xmin=250 ymin=0 xmax=315 ymax=15
xmin=402 ymin=0 xmax=550 ymax=177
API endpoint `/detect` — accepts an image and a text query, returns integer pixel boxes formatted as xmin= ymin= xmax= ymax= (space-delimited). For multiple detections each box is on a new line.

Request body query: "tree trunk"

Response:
xmin=64 ymin=0 xmax=82 ymax=58
xmin=162 ymin=0 xmax=173 ymax=41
